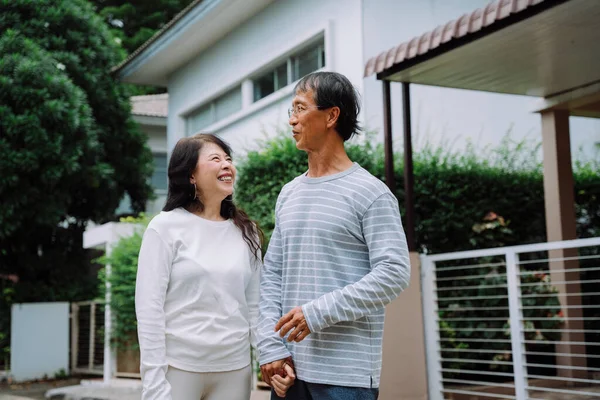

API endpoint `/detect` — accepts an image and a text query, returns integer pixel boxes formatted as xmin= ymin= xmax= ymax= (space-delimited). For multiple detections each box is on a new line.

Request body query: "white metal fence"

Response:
xmin=71 ymin=300 xmax=105 ymax=376
xmin=421 ymin=237 xmax=600 ymax=400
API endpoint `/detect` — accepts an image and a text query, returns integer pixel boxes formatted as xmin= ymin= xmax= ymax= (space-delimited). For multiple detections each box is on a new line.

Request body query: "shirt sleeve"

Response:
xmin=257 ymin=220 xmax=292 ymax=365
xmin=246 ymin=252 xmax=261 ymax=348
xmin=135 ymin=227 xmax=173 ymax=400
xmin=301 ymin=192 xmax=411 ymax=333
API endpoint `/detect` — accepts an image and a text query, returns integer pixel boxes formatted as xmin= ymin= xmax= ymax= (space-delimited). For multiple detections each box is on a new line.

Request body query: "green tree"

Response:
xmin=0 ymin=0 xmax=153 ymax=241
xmin=0 ymin=0 xmax=153 ymax=282
xmin=0 ymin=0 xmax=154 ymax=362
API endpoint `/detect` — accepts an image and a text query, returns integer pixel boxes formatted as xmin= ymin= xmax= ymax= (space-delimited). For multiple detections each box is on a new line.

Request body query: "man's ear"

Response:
xmin=326 ymin=107 xmax=340 ymax=129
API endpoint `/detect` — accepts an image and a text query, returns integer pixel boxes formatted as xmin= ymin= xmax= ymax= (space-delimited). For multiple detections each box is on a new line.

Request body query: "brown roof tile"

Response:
xmin=364 ymin=0 xmax=553 ymax=78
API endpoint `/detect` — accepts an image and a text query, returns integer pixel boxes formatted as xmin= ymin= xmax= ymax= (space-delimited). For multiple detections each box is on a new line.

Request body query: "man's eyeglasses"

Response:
xmin=287 ymin=105 xmax=322 ymax=118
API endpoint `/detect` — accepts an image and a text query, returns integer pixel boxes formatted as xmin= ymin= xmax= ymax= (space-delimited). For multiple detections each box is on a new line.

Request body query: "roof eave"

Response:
xmin=112 ymin=0 xmax=219 ymax=84
xmin=367 ymin=0 xmax=568 ymax=82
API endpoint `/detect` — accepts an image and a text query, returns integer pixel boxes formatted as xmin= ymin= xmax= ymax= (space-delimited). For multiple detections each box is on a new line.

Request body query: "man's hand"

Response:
xmin=260 ymin=357 xmax=294 ymax=387
xmin=275 ymin=306 xmax=311 ymax=342
xmin=271 ymin=363 xmax=296 ymax=398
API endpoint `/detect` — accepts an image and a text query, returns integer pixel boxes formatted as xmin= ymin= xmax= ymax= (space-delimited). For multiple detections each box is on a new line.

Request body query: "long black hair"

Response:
xmin=163 ymin=133 xmax=264 ymax=261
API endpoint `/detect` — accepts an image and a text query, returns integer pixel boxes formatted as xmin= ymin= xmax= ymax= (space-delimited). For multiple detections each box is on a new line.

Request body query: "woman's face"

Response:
xmin=190 ymin=142 xmax=236 ymax=202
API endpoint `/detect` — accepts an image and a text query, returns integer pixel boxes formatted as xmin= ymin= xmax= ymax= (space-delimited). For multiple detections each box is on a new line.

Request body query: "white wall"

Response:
xmin=362 ymin=0 xmax=600 ymax=162
xmin=11 ymin=302 xmax=69 ymax=382
xmin=167 ymin=0 xmax=363 ymax=157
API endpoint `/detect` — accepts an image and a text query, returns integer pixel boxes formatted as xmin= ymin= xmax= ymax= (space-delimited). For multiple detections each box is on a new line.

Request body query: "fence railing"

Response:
xmin=421 ymin=237 xmax=600 ymax=400
xmin=71 ymin=300 xmax=105 ymax=376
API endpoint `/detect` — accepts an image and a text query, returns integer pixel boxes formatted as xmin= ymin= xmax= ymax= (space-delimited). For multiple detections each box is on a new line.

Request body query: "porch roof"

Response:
xmin=364 ymin=0 xmax=600 ymax=117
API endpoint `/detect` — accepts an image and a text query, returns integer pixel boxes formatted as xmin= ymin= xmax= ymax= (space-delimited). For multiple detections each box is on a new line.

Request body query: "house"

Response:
xmin=112 ymin=0 xmax=600 ymax=399
xmin=114 ymin=0 xmax=599 ymax=160
xmin=130 ymin=94 xmax=169 ymax=215
xmin=114 ymin=94 xmax=168 ymax=216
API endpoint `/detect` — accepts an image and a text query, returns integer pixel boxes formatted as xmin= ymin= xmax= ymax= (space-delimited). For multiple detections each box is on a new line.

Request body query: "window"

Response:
xmin=252 ymin=38 xmax=325 ymax=102
xmin=151 ymin=153 xmax=168 ymax=191
xmin=292 ymin=44 xmax=324 ymax=81
xmin=186 ymin=86 xmax=242 ymax=135
xmin=254 ymin=62 xmax=288 ymax=101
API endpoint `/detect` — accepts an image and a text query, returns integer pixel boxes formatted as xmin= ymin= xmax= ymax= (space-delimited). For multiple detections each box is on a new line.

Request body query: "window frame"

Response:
xmin=150 ymin=152 xmax=168 ymax=193
xmin=251 ymin=37 xmax=326 ymax=103
xmin=186 ymin=85 xmax=242 ymax=135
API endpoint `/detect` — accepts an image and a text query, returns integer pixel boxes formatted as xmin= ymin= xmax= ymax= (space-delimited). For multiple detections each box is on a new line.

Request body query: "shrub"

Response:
xmin=97 ymin=215 xmax=149 ymax=349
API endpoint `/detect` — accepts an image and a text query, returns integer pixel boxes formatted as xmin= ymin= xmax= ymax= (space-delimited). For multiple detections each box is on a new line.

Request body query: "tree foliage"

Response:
xmin=0 ymin=0 xmax=155 ymax=359
xmin=0 ymin=0 xmax=153 ymax=249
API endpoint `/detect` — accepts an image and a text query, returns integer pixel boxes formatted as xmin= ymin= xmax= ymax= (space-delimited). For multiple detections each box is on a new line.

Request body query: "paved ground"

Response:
xmin=0 ymin=378 xmax=80 ymax=400
xmin=0 ymin=378 xmax=271 ymax=400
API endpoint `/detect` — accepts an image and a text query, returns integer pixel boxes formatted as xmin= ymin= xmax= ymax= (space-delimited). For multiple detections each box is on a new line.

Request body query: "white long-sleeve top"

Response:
xmin=135 ymin=208 xmax=260 ymax=400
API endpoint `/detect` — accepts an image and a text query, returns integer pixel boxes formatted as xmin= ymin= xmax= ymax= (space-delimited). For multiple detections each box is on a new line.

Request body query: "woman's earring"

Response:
xmin=193 ymin=183 xmax=197 ymax=201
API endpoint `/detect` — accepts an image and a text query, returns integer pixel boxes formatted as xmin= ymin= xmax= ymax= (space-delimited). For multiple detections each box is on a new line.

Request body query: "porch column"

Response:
xmin=379 ymin=81 xmax=427 ymax=400
xmin=540 ymin=109 xmax=586 ymax=379
xmin=380 ymin=253 xmax=427 ymax=400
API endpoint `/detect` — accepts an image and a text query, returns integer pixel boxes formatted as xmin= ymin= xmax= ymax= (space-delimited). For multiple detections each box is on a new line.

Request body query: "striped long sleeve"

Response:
xmin=256 ymin=163 xmax=411 ymax=389
xmin=301 ymin=192 xmax=410 ymax=333
xmin=257 ymin=221 xmax=292 ymax=365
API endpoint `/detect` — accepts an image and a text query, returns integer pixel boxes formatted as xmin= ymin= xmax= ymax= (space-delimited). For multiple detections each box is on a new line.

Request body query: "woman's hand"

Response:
xmin=270 ymin=363 xmax=296 ymax=398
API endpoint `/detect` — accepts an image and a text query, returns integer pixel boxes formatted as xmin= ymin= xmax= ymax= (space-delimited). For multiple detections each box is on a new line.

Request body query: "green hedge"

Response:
xmin=236 ymin=132 xmax=599 ymax=252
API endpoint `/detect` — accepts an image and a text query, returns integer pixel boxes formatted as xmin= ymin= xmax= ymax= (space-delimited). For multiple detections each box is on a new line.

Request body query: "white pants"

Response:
xmin=166 ymin=364 xmax=251 ymax=400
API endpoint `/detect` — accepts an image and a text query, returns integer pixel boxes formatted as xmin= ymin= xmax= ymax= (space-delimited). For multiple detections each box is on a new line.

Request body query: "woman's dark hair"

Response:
xmin=163 ymin=133 xmax=264 ymax=261
xmin=294 ymin=71 xmax=362 ymax=141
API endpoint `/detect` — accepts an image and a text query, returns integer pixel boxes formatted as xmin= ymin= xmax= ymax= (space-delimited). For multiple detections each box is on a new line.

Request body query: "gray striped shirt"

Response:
xmin=257 ymin=163 xmax=411 ymax=388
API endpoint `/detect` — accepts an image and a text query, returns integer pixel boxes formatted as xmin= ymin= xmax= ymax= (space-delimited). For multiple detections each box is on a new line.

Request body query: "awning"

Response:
xmin=364 ymin=0 xmax=600 ymax=108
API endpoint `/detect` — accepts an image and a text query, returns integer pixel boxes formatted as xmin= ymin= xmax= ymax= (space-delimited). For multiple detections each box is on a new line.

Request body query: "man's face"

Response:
xmin=288 ymin=89 xmax=328 ymax=152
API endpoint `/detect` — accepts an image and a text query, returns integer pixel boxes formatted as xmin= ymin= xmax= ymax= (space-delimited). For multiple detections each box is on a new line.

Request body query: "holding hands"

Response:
xmin=261 ymin=306 xmax=312 ymax=397
xmin=271 ymin=362 xmax=295 ymax=398
xmin=261 ymin=357 xmax=296 ymax=398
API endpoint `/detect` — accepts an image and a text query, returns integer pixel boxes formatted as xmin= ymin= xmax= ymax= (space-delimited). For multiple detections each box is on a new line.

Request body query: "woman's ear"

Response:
xmin=326 ymin=107 xmax=340 ymax=129
xmin=189 ymin=175 xmax=195 ymax=185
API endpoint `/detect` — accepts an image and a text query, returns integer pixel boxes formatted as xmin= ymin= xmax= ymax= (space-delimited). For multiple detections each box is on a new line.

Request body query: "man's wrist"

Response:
xmin=301 ymin=302 xmax=323 ymax=333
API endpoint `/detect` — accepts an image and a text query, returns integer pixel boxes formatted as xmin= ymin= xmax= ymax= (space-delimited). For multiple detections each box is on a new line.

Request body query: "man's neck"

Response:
xmin=306 ymin=142 xmax=354 ymax=178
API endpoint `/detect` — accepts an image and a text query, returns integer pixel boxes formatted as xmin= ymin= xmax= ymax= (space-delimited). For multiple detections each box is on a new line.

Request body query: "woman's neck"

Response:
xmin=190 ymin=199 xmax=225 ymax=221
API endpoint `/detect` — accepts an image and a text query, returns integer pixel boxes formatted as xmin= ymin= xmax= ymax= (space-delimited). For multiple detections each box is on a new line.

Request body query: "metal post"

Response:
xmin=70 ymin=303 xmax=79 ymax=373
xmin=402 ymin=82 xmax=416 ymax=251
xmin=89 ymin=302 xmax=96 ymax=370
xmin=505 ymin=251 xmax=529 ymax=399
xmin=104 ymin=241 xmax=113 ymax=384
xmin=382 ymin=80 xmax=395 ymax=194
xmin=421 ymin=255 xmax=443 ymax=400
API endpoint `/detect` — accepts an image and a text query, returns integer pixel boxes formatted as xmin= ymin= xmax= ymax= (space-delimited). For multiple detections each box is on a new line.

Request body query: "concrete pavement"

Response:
xmin=43 ymin=379 xmax=271 ymax=400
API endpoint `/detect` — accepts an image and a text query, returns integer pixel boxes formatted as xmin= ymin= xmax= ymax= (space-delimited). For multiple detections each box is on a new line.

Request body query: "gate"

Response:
xmin=421 ymin=237 xmax=600 ymax=399
xmin=71 ymin=300 xmax=105 ymax=375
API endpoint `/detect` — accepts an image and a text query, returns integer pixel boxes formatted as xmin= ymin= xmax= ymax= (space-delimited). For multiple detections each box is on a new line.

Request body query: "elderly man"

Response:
xmin=257 ymin=71 xmax=411 ymax=400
